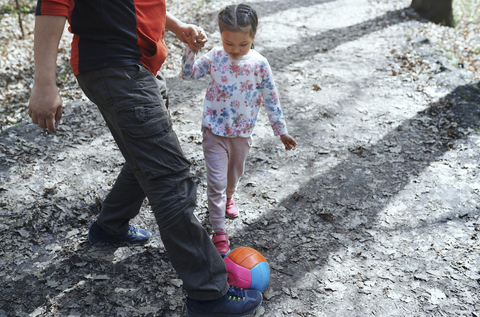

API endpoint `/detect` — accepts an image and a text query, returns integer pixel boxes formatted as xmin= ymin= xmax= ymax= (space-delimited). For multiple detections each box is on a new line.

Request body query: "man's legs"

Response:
xmin=86 ymin=162 xmax=152 ymax=246
xmin=97 ymin=163 xmax=146 ymax=234
xmin=76 ymin=65 xmax=228 ymax=300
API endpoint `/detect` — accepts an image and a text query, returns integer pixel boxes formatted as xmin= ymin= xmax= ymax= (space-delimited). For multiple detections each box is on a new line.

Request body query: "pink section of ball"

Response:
xmin=224 ymin=257 xmax=252 ymax=289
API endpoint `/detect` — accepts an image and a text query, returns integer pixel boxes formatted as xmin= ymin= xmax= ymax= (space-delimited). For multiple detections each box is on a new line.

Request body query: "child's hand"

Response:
xmin=196 ymin=27 xmax=208 ymax=45
xmin=280 ymin=134 xmax=297 ymax=151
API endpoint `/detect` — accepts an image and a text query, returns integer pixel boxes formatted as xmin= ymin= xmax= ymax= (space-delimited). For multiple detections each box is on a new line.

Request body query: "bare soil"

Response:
xmin=1 ymin=0 xmax=480 ymax=316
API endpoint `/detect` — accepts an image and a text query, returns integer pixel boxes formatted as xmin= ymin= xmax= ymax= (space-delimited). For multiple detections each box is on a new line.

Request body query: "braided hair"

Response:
xmin=218 ymin=3 xmax=258 ymax=47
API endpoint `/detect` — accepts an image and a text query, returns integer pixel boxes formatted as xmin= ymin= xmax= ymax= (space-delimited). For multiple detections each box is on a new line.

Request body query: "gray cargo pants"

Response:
xmin=76 ymin=65 xmax=229 ymax=300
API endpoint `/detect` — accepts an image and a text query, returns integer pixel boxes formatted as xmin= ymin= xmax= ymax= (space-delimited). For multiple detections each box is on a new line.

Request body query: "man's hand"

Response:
xmin=166 ymin=12 xmax=208 ymax=52
xmin=28 ymin=83 xmax=63 ymax=132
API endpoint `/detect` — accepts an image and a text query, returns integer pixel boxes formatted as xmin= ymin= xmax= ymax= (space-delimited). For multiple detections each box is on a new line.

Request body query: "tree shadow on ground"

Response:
xmin=2 ymin=79 xmax=477 ymax=315
xmin=0 ymin=0 xmax=477 ymax=314
xmin=234 ymin=81 xmax=480 ymax=304
xmin=254 ymin=5 xmax=417 ymax=66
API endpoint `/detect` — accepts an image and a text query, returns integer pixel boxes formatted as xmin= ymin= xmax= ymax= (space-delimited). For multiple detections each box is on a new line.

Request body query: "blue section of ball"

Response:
xmin=249 ymin=261 xmax=270 ymax=293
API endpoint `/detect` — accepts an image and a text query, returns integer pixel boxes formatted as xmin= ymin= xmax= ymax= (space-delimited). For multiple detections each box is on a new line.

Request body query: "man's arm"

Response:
xmin=28 ymin=15 xmax=66 ymax=132
xmin=165 ymin=12 xmax=206 ymax=52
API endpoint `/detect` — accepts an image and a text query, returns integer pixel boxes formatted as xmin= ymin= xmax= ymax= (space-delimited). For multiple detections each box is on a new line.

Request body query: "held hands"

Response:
xmin=180 ymin=26 xmax=208 ymax=52
xmin=280 ymin=134 xmax=298 ymax=151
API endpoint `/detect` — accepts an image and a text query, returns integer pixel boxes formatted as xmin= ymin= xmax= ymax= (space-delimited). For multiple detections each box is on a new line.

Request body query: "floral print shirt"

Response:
xmin=181 ymin=47 xmax=288 ymax=138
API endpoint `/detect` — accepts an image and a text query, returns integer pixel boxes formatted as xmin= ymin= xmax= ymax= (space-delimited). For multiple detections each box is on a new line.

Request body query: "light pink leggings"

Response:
xmin=202 ymin=128 xmax=252 ymax=233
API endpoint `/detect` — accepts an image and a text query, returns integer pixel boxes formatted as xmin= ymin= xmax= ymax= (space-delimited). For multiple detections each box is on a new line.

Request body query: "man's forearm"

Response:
xmin=33 ymin=15 xmax=67 ymax=85
xmin=165 ymin=11 xmax=186 ymax=36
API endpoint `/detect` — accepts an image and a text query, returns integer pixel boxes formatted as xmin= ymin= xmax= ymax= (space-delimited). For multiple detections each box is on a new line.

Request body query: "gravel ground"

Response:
xmin=1 ymin=0 xmax=480 ymax=316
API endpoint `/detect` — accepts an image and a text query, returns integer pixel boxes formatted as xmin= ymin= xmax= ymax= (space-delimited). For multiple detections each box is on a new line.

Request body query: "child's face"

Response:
xmin=221 ymin=30 xmax=255 ymax=60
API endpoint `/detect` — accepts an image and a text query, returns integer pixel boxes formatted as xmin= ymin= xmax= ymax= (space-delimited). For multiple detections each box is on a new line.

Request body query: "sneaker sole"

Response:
xmin=88 ymin=236 xmax=150 ymax=247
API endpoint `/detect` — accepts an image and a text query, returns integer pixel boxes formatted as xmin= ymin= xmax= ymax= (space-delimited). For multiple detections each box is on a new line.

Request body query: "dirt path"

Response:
xmin=1 ymin=0 xmax=480 ymax=316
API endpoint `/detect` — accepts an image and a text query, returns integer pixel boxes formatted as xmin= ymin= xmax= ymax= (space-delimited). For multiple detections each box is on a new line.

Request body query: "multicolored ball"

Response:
xmin=224 ymin=246 xmax=270 ymax=293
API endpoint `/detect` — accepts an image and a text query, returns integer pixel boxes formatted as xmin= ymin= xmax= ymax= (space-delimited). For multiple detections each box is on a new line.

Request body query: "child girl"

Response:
xmin=181 ymin=3 xmax=297 ymax=256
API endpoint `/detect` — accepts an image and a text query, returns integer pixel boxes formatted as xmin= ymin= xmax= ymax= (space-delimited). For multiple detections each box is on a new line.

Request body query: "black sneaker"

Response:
xmin=88 ymin=221 xmax=152 ymax=246
xmin=186 ymin=285 xmax=262 ymax=317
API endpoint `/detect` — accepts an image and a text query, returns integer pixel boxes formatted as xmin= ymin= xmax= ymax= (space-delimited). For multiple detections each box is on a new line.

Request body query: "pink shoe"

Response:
xmin=226 ymin=197 xmax=239 ymax=218
xmin=212 ymin=231 xmax=230 ymax=256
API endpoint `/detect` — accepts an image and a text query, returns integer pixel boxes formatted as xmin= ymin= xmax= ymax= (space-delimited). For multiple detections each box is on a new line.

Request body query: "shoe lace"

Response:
xmin=127 ymin=225 xmax=139 ymax=235
xmin=226 ymin=286 xmax=246 ymax=301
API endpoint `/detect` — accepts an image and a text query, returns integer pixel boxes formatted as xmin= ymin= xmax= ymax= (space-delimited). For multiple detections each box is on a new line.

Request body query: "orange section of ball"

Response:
xmin=227 ymin=246 xmax=267 ymax=269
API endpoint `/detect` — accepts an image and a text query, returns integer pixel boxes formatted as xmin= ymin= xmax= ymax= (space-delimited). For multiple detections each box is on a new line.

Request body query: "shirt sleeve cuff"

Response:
xmin=36 ymin=0 xmax=69 ymax=16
